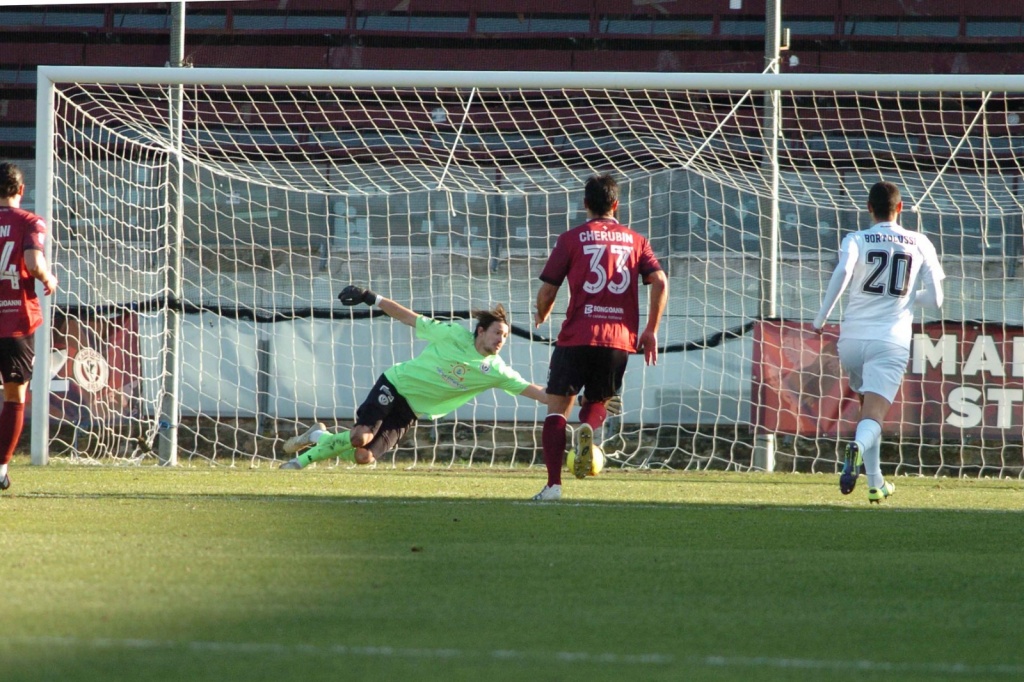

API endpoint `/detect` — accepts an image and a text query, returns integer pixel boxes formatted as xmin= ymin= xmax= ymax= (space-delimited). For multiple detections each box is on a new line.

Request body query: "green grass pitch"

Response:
xmin=2 ymin=458 xmax=1023 ymax=682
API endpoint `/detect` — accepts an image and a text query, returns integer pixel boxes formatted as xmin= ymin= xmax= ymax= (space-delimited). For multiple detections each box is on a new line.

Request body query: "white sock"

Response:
xmin=866 ymin=441 xmax=884 ymax=489
xmin=0 ymin=463 xmax=7 ymax=478
xmin=856 ymin=419 xmax=883 ymax=488
xmin=309 ymin=429 xmax=326 ymax=444
xmin=855 ymin=419 xmax=882 ymax=454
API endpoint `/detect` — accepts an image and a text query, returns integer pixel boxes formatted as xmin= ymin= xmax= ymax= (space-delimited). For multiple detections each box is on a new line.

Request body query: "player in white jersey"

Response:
xmin=813 ymin=181 xmax=945 ymax=503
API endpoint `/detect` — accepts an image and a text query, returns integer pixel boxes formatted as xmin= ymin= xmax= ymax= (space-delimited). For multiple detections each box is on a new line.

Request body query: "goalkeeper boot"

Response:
xmin=839 ymin=441 xmax=864 ymax=495
xmin=279 ymin=458 xmax=304 ymax=470
xmin=573 ymin=423 xmax=594 ymax=480
xmin=0 ymin=472 xmax=9 ymax=490
xmin=283 ymin=422 xmax=326 ymax=455
xmin=867 ymin=480 xmax=895 ymax=504
xmin=531 ymin=484 xmax=561 ymax=502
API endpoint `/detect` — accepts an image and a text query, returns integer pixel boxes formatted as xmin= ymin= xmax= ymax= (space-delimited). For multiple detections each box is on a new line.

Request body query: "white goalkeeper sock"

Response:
xmin=309 ymin=428 xmax=327 ymax=444
xmin=0 ymin=463 xmax=7 ymax=478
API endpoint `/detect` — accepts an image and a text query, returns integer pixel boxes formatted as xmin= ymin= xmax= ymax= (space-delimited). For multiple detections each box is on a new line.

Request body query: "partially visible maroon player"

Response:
xmin=532 ymin=173 xmax=668 ymax=501
xmin=0 ymin=162 xmax=58 ymax=491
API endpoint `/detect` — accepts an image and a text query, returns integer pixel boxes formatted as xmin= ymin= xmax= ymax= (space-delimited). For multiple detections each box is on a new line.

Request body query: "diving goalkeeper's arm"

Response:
xmin=338 ymin=285 xmax=420 ymax=328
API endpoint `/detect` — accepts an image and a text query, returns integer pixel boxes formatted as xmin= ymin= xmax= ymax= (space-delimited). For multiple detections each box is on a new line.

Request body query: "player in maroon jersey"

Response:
xmin=532 ymin=173 xmax=668 ymax=500
xmin=0 ymin=162 xmax=58 ymax=491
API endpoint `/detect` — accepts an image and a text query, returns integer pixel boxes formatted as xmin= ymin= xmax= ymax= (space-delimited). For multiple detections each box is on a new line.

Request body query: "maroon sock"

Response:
xmin=542 ymin=414 xmax=567 ymax=487
xmin=579 ymin=400 xmax=608 ymax=431
xmin=0 ymin=402 xmax=25 ymax=466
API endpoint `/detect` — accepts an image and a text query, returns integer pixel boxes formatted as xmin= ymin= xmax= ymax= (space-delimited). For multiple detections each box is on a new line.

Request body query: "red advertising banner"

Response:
xmin=752 ymin=320 xmax=1024 ymax=440
xmin=27 ymin=311 xmax=142 ymax=426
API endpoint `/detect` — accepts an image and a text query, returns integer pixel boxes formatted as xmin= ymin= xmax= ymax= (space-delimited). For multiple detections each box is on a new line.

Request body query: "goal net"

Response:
xmin=34 ymin=68 xmax=1024 ymax=477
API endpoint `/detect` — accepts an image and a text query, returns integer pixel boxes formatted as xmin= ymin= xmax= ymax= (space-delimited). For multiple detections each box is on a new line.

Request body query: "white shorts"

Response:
xmin=836 ymin=337 xmax=909 ymax=403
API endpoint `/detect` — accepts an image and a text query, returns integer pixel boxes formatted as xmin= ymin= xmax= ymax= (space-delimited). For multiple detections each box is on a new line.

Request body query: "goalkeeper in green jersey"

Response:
xmin=279 ymin=285 xmax=548 ymax=468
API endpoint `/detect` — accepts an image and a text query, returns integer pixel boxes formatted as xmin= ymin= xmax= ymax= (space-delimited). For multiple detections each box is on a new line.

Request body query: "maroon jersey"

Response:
xmin=0 ymin=206 xmax=48 ymax=338
xmin=540 ymin=217 xmax=662 ymax=352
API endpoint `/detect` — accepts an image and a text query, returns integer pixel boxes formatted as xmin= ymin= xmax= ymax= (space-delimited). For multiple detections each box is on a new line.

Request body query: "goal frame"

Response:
xmin=32 ymin=66 xmax=1024 ymax=467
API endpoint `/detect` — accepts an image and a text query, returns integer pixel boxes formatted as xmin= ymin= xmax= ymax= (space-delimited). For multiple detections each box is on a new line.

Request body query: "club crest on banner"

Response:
xmin=72 ymin=347 xmax=109 ymax=394
xmin=26 ymin=311 xmax=142 ymax=427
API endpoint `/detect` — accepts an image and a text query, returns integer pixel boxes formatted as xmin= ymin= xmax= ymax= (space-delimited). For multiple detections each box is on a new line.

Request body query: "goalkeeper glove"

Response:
xmin=338 ymin=285 xmax=382 ymax=307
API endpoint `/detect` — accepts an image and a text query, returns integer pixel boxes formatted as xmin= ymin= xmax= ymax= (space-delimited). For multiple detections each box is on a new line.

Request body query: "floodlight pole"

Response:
xmin=157 ymin=1 xmax=187 ymax=465
xmin=754 ymin=0 xmax=782 ymax=473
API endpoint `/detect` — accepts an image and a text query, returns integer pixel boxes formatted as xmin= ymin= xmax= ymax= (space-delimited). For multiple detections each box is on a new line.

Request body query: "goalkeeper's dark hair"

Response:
xmin=0 ymin=162 xmax=24 ymax=199
xmin=584 ymin=173 xmax=619 ymax=217
xmin=868 ymin=181 xmax=901 ymax=219
xmin=473 ymin=304 xmax=509 ymax=337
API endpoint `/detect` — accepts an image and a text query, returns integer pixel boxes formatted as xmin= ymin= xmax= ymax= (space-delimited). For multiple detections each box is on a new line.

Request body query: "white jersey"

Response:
xmin=813 ymin=221 xmax=945 ymax=348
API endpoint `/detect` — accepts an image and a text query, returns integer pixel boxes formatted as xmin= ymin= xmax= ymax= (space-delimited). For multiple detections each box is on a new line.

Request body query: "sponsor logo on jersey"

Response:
xmin=436 ymin=362 xmax=469 ymax=388
xmin=584 ymin=304 xmax=625 ymax=316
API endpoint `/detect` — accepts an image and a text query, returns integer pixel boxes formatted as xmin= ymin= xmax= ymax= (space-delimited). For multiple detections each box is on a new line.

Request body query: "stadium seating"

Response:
xmin=2 ymin=0 xmax=1024 ymax=158
xmin=3 ymin=2 xmax=1021 ymax=71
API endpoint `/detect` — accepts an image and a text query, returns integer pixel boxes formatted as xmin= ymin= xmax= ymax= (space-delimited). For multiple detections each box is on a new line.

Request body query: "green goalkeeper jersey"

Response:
xmin=383 ymin=316 xmax=531 ymax=420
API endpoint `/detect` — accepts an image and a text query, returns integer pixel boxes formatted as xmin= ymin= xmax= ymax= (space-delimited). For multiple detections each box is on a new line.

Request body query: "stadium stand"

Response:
xmin=3 ymin=0 xmax=1024 ymax=157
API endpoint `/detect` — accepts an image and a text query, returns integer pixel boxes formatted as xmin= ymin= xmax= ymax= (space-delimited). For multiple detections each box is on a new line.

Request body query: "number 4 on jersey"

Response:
xmin=0 ymin=241 xmax=20 ymax=289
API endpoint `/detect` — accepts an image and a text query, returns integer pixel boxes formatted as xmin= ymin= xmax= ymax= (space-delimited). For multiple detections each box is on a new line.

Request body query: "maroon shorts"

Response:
xmin=545 ymin=345 xmax=629 ymax=402
xmin=0 ymin=334 xmax=35 ymax=385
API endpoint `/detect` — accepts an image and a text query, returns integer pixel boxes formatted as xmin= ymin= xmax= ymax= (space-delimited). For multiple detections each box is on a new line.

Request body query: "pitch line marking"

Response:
xmin=15 ymin=491 xmax=1024 ymax=515
xmin=9 ymin=636 xmax=1024 ymax=676
xmin=10 ymin=636 xmax=671 ymax=666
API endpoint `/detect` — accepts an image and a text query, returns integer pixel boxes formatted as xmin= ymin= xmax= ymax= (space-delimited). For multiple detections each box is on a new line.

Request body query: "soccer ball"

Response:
xmin=565 ymin=445 xmax=605 ymax=477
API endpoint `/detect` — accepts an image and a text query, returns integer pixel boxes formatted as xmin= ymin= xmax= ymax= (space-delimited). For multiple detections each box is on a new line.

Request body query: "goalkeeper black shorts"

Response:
xmin=355 ymin=374 xmax=418 ymax=458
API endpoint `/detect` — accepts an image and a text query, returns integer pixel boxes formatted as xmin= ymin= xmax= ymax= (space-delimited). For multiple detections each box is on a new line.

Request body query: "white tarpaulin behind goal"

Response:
xmin=33 ymin=67 xmax=1024 ymax=476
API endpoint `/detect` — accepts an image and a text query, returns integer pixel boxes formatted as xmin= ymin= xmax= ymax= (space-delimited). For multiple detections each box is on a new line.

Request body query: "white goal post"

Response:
xmin=32 ymin=66 xmax=1024 ymax=476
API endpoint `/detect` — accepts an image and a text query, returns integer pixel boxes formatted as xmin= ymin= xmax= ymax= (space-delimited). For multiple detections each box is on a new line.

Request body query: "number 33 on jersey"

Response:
xmin=539 ymin=217 xmax=663 ymax=353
